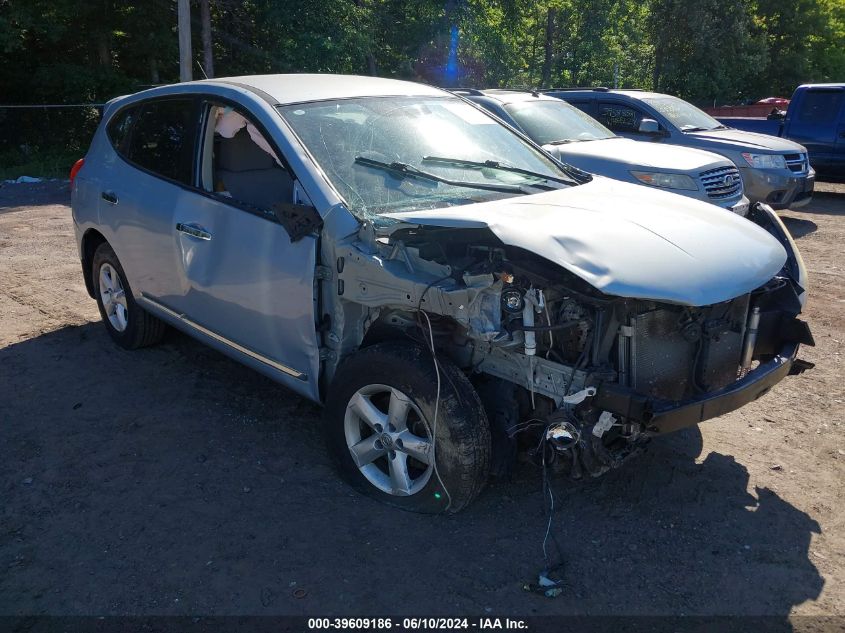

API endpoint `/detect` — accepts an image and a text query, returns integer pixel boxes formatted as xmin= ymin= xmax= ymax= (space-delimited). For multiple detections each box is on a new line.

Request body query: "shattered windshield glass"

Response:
xmin=277 ymin=96 xmax=579 ymax=218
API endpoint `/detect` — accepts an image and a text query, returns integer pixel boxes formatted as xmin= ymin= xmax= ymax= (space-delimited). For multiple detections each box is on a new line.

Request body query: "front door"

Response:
xmin=596 ymin=100 xmax=652 ymax=140
xmin=161 ymin=101 xmax=321 ymax=400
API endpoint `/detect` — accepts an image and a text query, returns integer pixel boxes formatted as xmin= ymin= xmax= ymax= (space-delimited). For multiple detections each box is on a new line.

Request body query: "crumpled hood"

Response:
xmin=385 ymin=177 xmax=787 ymax=306
xmin=686 ymin=128 xmax=807 ymax=154
xmin=545 ymin=137 xmax=729 ymax=172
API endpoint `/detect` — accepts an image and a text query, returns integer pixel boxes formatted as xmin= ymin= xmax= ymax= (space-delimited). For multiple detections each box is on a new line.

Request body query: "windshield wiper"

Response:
xmin=680 ymin=125 xmax=708 ymax=132
xmin=354 ymin=156 xmax=545 ymax=194
xmin=422 ymin=155 xmax=574 ymax=186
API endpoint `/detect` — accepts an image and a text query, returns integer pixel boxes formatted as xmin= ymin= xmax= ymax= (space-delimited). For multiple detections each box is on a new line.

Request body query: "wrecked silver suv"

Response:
xmin=72 ymin=74 xmax=813 ymax=513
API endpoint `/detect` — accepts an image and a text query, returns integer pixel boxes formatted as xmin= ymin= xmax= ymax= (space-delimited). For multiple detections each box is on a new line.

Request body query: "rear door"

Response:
xmin=99 ymin=97 xmax=200 ymax=300
xmin=785 ymin=87 xmax=845 ymax=171
xmin=161 ymin=99 xmax=321 ymax=400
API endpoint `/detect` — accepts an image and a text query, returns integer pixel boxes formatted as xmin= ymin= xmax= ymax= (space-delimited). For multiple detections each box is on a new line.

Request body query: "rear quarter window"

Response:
xmin=106 ymin=105 xmax=140 ymax=155
xmin=127 ymin=98 xmax=198 ymax=185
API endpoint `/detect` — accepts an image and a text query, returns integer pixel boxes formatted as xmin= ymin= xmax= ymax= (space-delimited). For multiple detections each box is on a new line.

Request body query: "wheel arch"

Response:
xmin=359 ymin=314 xmax=415 ymax=350
xmin=80 ymin=228 xmax=108 ymax=299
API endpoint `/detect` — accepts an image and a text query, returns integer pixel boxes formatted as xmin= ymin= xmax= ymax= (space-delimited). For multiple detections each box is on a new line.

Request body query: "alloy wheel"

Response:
xmin=343 ymin=384 xmax=434 ymax=496
xmin=98 ymin=262 xmax=129 ymax=332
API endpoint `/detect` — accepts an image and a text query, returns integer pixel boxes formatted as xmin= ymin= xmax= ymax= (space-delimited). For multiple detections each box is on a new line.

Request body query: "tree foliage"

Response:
xmin=0 ymin=0 xmax=843 ymax=169
xmin=3 ymin=0 xmax=843 ymax=104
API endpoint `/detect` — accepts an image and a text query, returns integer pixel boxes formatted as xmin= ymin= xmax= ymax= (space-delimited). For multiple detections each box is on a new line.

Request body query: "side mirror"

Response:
xmin=638 ymin=118 xmax=661 ymax=134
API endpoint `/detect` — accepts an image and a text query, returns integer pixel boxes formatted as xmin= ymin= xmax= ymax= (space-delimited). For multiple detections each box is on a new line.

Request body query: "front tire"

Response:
xmin=92 ymin=242 xmax=166 ymax=349
xmin=324 ymin=342 xmax=491 ymax=514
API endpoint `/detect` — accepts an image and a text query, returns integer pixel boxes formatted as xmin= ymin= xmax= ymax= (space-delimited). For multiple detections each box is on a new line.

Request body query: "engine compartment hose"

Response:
xmin=505 ymin=319 xmax=583 ymax=333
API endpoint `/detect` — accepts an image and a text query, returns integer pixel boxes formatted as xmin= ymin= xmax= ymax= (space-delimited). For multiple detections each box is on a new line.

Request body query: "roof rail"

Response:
xmin=488 ymin=87 xmax=543 ymax=96
xmin=543 ymin=86 xmax=647 ymax=93
xmin=450 ymin=88 xmax=486 ymax=96
xmin=541 ymin=87 xmax=610 ymax=92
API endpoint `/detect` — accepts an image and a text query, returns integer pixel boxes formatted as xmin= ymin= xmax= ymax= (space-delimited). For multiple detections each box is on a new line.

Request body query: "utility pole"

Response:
xmin=200 ymin=0 xmax=214 ymax=78
xmin=178 ymin=0 xmax=193 ymax=82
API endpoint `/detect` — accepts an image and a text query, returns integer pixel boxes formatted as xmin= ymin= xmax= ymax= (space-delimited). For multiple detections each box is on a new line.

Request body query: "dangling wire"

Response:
xmin=420 ymin=310 xmax=452 ymax=512
xmin=540 ymin=427 xmax=565 ymax=578
xmin=416 ymin=278 xmax=454 ymax=513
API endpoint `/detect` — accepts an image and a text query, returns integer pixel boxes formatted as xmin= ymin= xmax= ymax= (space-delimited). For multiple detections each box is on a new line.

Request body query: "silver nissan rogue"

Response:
xmin=71 ymin=74 xmax=814 ymax=513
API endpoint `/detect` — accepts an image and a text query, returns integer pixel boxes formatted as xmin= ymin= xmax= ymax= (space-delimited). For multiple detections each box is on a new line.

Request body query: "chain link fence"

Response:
xmin=0 ymin=104 xmax=103 ymax=178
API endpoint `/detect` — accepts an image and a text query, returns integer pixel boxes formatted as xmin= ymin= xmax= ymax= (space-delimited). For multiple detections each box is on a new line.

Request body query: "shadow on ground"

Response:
xmin=780 ymin=215 xmax=818 ymax=239
xmin=0 ymin=181 xmax=69 ymax=212
xmin=794 ymin=189 xmax=845 ymax=216
xmin=0 ymin=323 xmax=824 ymax=619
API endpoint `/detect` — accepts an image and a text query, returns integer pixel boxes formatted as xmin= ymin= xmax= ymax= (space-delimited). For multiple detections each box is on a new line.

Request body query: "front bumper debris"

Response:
xmin=594 ymin=339 xmax=813 ymax=435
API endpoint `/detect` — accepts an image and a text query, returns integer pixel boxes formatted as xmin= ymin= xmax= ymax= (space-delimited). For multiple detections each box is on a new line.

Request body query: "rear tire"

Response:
xmin=324 ymin=341 xmax=491 ymax=514
xmin=92 ymin=242 xmax=166 ymax=350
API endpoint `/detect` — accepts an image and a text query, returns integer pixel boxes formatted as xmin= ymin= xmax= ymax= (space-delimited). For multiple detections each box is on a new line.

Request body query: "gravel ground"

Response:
xmin=0 ymin=180 xmax=843 ymax=618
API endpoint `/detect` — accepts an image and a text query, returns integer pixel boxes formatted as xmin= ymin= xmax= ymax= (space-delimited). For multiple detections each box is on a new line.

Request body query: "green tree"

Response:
xmin=754 ymin=0 xmax=845 ymax=96
xmin=648 ymin=0 xmax=765 ymax=104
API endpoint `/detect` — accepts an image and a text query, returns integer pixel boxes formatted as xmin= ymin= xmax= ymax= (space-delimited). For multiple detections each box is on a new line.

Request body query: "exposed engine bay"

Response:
xmin=320 ymin=202 xmax=814 ymax=479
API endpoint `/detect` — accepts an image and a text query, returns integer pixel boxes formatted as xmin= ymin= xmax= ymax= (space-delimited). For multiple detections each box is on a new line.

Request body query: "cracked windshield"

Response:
xmin=278 ymin=96 xmax=579 ymax=218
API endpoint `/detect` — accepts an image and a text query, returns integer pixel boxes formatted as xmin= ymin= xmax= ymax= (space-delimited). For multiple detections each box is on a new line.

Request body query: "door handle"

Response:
xmin=101 ymin=191 xmax=118 ymax=205
xmin=176 ymin=222 xmax=213 ymax=241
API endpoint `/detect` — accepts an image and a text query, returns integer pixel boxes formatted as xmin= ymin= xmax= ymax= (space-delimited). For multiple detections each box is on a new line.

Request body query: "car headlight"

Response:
xmin=630 ymin=171 xmax=699 ymax=191
xmin=740 ymin=153 xmax=787 ymax=169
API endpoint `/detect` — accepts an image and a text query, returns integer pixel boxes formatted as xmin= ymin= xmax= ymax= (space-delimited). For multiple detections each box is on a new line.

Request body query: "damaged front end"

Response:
xmin=319 ymin=190 xmax=813 ymax=479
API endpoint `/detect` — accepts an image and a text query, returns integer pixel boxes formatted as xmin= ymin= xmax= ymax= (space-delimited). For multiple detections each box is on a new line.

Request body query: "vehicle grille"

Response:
xmin=784 ymin=153 xmax=808 ymax=174
xmin=628 ymin=296 xmax=750 ymax=402
xmin=699 ymin=166 xmax=743 ymax=200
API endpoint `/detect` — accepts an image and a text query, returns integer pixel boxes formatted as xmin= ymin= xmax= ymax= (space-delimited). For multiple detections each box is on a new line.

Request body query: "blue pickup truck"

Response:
xmin=718 ymin=84 xmax=845 ymax=181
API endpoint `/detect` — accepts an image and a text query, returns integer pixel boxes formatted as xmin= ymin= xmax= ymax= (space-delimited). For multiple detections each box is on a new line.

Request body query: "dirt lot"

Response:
xmin=1 ymin=180 xmax=843 ymax=618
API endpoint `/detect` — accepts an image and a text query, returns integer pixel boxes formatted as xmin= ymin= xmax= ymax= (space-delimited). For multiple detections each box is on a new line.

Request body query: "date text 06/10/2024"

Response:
xmin=307 ymin=618 xmax=529 ymax=630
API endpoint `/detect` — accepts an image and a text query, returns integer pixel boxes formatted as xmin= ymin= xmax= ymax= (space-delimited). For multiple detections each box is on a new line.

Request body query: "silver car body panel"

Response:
xmin=385 ymin=176 xmax=786 ymax=307
xmin=71 ymin=75 xmax=801 ymax=407
xmin=550 ymin=136 xmax=726 ymax=171
xmin=205 ymin=73 xmax=447 ymax=105
xmin=73 ymin=80 xmax=332 ymax=401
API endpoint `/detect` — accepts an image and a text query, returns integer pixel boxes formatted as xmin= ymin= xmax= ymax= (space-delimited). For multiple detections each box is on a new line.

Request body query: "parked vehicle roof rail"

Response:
xmin=451 ymin=88 xmax=486 ymax=96
xmin=540 ymin=87 xmax=611 ymax=92
xmin=487 ymin=88 xmax=542 ymax=95
xmin=541 ymin=87 xmax=647 ymax=93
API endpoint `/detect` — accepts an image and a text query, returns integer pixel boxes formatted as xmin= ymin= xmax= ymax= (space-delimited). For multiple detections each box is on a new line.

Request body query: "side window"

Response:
xmin=597 ymin=102 xmax=643 ymax=133
xmin=200 ymin=104 xmax=294 ymax=212
xmin=796 ymin=90 xmax=844 ymax=125
xmin=128 ymin=99 xmax=197 ymax=185
xmin=106 ymin=106 xmax=140 ymax=155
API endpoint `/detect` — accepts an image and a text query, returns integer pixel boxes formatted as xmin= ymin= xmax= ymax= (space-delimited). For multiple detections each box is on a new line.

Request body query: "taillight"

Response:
xmin=69 ymin=158 xmax=85 ymax=186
